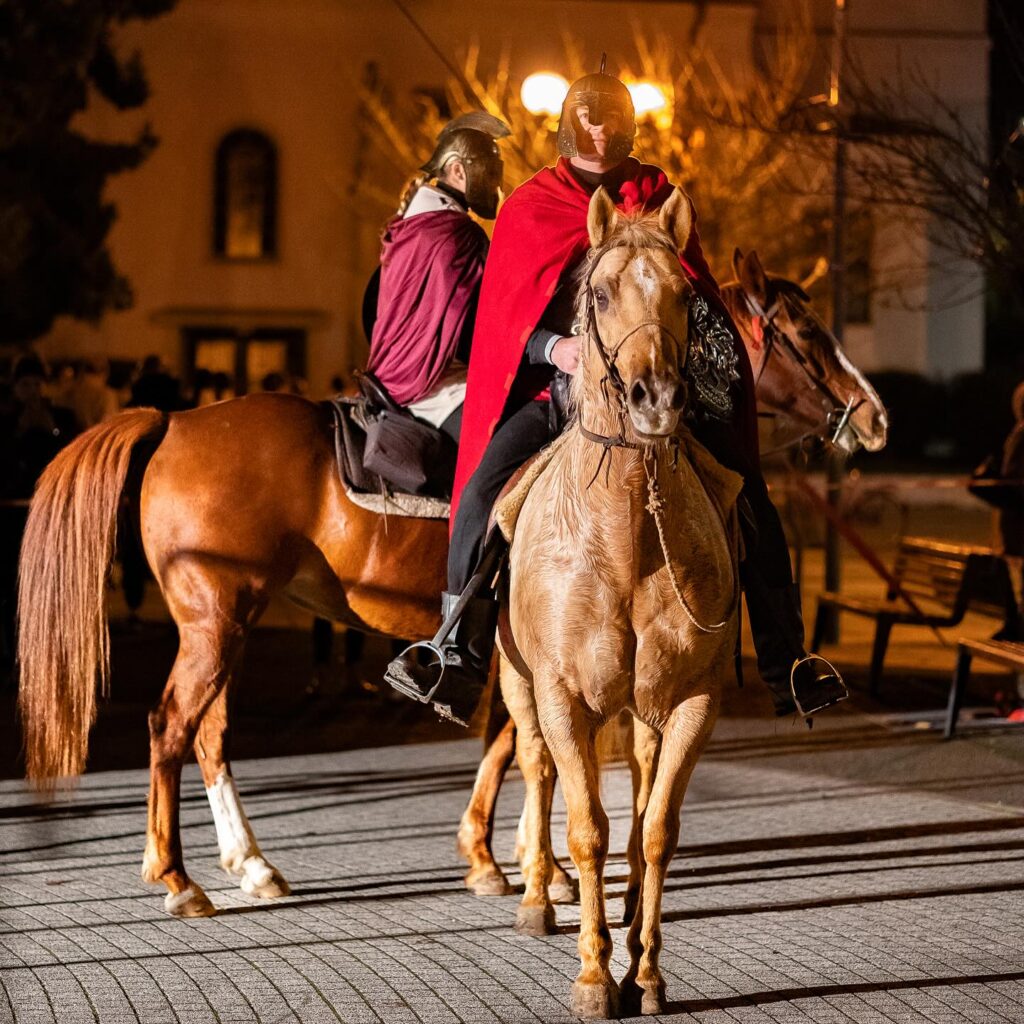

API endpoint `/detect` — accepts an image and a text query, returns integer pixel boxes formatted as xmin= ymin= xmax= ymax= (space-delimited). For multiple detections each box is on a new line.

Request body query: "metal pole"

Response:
xmin=821 ymin=0 xmax=848 ymax=643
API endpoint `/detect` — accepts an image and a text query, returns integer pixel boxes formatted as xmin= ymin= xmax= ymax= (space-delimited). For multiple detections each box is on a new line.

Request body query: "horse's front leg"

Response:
xmin=457 ymin=715 xmax=517 ymax=896
xmin=624 ymin=716 xmax=660 ymax=925
xmin=500 ymin=657 xmax=559 ymax=934
xmin=536 ymin=682 xmax=617 ymax=1019
xmin=196 ymin=685 xmax=290 ymax=900
xmin=621 ymin=690 xmax=719 ymax=1016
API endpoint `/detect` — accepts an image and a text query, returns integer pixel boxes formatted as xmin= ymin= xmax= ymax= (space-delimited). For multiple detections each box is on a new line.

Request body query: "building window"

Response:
xmin=214 ymin=130 xmax=277 ymax=259
xmin=845 ymin=208 xmax=873 ymax=325
xmin=184 ymin=326 xmax=306 ymax=399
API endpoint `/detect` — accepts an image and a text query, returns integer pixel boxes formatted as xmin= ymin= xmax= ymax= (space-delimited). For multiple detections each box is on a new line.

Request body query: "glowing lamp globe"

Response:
xmin=521 ymin=72 xmax=570 ymax=116
xmin=627 ymin=81 xmax=668 ymax=117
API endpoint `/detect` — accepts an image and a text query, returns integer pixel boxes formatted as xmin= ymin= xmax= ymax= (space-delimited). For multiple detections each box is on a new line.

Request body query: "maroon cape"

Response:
xmin=367 ymin=209 xmax=488 ymax=406
xmin=450 ymin=156 xmax=758 ymax=525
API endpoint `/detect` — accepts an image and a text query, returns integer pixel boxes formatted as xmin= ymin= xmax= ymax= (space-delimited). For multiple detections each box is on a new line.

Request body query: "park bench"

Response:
xmin=811 ymin=536 xmax=1018 ymax=695
xmin=945 ymin=638 xmax=1024 ymax=739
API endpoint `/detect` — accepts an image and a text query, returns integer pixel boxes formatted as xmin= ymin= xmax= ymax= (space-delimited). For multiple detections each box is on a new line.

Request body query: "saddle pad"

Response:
xmin=343 ymin=483 xmax=450 ymax=519
xmin=494 ymin=431 xmax=574 ymax=542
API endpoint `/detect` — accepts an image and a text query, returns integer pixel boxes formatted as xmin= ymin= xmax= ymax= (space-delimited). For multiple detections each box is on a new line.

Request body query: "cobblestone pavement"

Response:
xmin=2 ymin=706 xmax=1023 ymax=1024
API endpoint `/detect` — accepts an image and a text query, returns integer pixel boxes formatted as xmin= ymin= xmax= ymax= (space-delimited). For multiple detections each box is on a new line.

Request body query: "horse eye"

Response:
xmin=798 ymin=326 xmax=816 ymax=342
xmin=593 ymin=288 xmax=609 ymax=311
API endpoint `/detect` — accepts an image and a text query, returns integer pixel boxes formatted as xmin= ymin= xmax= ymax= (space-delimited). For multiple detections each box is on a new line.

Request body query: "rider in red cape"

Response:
xmin=450 ymin=156 xmax=758 ymax=523
xmin=386 ymin=67 xmax=847 ymax=726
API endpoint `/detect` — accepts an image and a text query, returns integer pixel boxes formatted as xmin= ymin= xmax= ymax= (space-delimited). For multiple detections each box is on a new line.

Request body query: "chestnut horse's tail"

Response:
xmin=18 ymin=408 xmax=169 ymax=786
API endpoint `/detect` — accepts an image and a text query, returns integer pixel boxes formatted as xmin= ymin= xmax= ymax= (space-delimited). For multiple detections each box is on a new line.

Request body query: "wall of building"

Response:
xmin=37 ymin=0 xmax=989 ymax=391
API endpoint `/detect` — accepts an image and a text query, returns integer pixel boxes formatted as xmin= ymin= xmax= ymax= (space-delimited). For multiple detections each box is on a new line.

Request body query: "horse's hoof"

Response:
xmin=570 ymin=979 xmax=619 ymax=1020
xmin=164 ymin=885 xmax=216 ymax=918
xmin=466 ymin=866 xmax=514 ymax=896
xmin=515 ymin=902 xmax=556 ymax=936
xmin=622 ymin=884 xmax=640 ymax=924
xmin=239 ymin=859 xmax=291 ymax=899
xmin=549 ymin=871 xmax=578 ymax=905
xmin=620 ymin=976 xmax=666 ymax=1016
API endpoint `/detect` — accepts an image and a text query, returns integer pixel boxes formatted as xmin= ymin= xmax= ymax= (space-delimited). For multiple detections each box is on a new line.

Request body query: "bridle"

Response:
xmin=573 ymin=235 xmax=736 ymax=634
xmin=574 ymin=234 xmax=687 ymax=460
xmin=741 ymin=286 xmax=863 ymax=456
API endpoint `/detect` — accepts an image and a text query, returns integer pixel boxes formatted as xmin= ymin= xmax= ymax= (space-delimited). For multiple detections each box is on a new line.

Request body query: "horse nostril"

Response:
xmin=670 ymin=384 xmax=686 ymax=409
xmin=630 ymin=380 xmax=648 ymax=407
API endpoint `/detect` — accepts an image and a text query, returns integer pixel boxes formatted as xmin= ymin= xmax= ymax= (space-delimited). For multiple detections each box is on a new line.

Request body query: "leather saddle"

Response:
xmin=323 ymin=372 xmax=456 ymax=501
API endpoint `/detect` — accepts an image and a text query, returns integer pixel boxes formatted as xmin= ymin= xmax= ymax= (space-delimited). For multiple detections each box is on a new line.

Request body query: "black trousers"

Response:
xmin=448 ymin=400 xmax=551 ymax=593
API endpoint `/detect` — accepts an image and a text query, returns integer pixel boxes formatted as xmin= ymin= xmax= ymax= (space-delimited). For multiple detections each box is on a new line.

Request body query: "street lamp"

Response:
xmin=521 ymin=72 xmax=569 ymax=116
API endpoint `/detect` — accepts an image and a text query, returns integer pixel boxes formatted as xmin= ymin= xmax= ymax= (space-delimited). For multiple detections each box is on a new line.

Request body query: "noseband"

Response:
xmin=743 ymin=289 xmax=863 ymax=453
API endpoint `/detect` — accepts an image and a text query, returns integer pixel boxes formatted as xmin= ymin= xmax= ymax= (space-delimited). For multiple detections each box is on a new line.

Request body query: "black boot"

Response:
xmin=744 ymin=575 xmax=847 ymax=718
xmin=385 ymin=591 xmax=498 ymax=726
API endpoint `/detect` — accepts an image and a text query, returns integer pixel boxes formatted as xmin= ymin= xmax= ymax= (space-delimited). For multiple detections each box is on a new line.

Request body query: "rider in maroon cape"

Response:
xmin=366 ymin=112 xmax=509 ymax=442
xmin=386 ymin=68 xmax=847 ymax=725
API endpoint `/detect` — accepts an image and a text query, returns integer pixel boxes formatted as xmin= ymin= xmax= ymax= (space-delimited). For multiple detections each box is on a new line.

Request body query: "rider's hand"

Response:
xmin=550 ymin=336 xmax=581 ymax=375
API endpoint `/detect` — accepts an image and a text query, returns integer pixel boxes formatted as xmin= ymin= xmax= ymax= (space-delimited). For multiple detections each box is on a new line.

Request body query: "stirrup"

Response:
xmin=386 ymin=641 xmax=446 ymax=704
xmin=790 ymin=654 xmax=848 ymax=718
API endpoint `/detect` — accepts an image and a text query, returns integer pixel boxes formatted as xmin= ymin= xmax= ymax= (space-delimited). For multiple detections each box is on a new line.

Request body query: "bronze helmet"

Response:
xmin=420 ymin=111 xmax=511 ymax=219
xmin=557 ymin=69 xmax=635 ymax=163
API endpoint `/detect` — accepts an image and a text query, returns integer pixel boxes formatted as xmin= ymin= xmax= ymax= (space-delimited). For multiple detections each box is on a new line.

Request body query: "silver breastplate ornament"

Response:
xmin=687 ymin=294 xmax=740 ymax=420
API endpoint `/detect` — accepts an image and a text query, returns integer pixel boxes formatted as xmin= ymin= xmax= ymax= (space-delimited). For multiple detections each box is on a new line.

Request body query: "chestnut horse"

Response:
xmin=455 ymin=248 xmax=888 ymax=901
xmin=18 ymin=395 xmax=448 ymax=915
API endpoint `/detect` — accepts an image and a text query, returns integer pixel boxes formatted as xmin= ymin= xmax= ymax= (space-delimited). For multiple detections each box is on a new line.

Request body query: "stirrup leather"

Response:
xmin=789 ymin=654 xmax=848 ymax=718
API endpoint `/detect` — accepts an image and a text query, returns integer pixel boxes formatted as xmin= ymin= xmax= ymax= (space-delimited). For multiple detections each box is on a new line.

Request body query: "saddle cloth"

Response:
xmin=323 ymin=395 xmax=450 ymax=520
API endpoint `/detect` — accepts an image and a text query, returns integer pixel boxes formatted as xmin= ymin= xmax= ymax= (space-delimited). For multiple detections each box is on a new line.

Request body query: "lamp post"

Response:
xmin=821 ymin=0 xmax=848 ymax=643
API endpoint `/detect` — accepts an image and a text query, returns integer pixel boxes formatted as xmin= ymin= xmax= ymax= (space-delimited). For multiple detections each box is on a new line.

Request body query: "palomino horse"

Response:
xmin=455 ymin=249 xmax=889 ymax=902
xmin=499 ymin=185 xmax=741 ymax=1018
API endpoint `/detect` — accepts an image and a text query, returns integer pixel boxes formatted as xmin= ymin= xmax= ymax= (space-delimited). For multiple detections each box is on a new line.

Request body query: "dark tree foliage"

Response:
xmin=0 ymin=0 xmax=176 ymax=345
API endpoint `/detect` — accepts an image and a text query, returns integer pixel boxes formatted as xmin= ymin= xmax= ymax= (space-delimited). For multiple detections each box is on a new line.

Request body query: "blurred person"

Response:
xmin=261 ymin=371 xmax=286 ymax=393
xmin=130 ymin=354 xmax=186 ymax=412
xmin=66 ymin=357 xmax=119 ymax=428
xmin=0 ymin=355 xmax=79 ymax=682
xmin=365 ymin=111 xmax=510 ymax=446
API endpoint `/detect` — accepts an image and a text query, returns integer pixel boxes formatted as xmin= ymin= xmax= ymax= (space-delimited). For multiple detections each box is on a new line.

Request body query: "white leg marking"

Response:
xmin=206 ymin=771 xmax=290 ymax=897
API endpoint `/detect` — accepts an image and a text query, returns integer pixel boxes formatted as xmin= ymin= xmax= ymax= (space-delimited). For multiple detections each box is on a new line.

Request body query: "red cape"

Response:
xmin=367 ymin=210 xmax=487 ymax=406
xmin=450 ymin=156 xmax=758 ymax=526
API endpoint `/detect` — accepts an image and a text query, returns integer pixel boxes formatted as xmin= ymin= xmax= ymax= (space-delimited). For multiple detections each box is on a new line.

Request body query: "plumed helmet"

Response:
xmin=557 ymin=62 xmax=635 ymax=163
xmin=419 ymin=111 xmax=511 ymax=177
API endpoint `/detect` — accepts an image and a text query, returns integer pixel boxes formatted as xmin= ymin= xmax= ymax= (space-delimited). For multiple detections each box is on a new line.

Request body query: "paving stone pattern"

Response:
xmin=2 ymin=710 xmax=1023 ymax=1023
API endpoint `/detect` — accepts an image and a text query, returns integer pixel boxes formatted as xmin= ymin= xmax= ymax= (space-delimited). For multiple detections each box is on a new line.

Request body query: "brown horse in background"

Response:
xmin=18 ymin=395 xmax=448 ymax=916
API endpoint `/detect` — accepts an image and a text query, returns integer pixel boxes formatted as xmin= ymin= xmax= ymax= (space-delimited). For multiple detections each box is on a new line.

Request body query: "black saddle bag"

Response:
xmin=358 ymin=372 xmax=450 ymax=497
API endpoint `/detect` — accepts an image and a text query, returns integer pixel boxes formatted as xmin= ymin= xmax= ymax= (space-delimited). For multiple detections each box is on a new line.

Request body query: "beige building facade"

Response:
xmin=39 ymin=0 xmax=988 ymax=395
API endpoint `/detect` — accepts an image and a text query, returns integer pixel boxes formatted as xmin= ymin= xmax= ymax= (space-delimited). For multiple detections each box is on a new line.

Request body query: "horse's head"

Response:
xmin=723 ymin=249 xmax=888 ymax=455
xmin=574 ymin=186 xmax=694 ymax=440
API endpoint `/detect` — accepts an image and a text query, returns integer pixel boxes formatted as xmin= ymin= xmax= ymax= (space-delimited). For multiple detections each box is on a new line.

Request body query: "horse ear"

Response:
xmin=740 ymin=250 xmax=769 ymax=306
xmin=587 ymin=187 xmax=620 ymax=247
xmin=658 ymin=187 xmax=692 ymax=252
xmin=732 ymin=248 xmax=744 ymax=279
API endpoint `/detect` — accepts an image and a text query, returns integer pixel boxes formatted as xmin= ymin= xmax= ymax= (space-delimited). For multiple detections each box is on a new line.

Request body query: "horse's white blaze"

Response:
xmin=206 ymin=771 xmax=262 ymax=873
xmin=633 ymin=255 xmax=658 ymax=299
